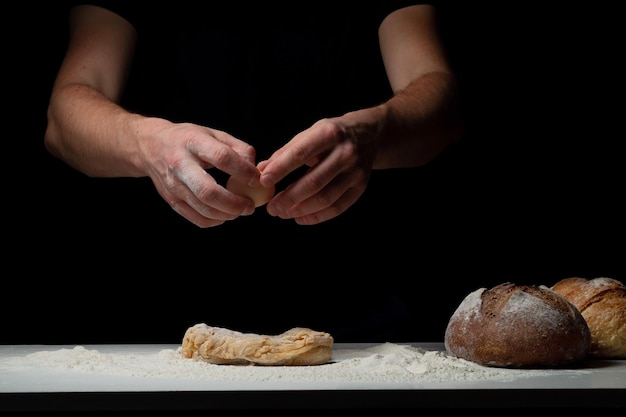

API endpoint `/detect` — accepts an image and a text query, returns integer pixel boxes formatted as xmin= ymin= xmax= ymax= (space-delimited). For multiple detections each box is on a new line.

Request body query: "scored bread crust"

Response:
xmin=444 ymin=282 xmax=591 ymax=368
xmin=552 ymin=277 xmax=626 ymax=358
xmin=181 ymin=323 xmax=334 ymax=366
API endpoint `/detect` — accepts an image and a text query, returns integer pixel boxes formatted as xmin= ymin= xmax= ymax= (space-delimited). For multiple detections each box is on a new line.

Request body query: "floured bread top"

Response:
xmin=444 ymin=283 xmax=591 ymax=368
xmin=552 ymin=277 xmax=626 ymax=312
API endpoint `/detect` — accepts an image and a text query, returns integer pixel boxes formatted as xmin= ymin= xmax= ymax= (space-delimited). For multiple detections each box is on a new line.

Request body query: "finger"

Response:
xmin=260 ymin=123 xmax=335 ymax=187
xmin=293 ymin=186 xmax=364 ymax=226
xmin=269 ymin=166 xmax=361 ymax=219
xmin=208 ymin=128 xmax=257 ymax=164
xmin=157 ymin=181 xmax=234 ymax=227
xmin=170 ymin=200 xmax=227 ymax=228
xmin=168 ymin=186 xmax=256 ymax=226
xmin=266 ymin=149 xmax=346 ymax=217
xmin=188 ymin=129 xmax=261 ymax=187
xmin=173 ymin=160 xmax=255 ymax=216
xmin=160 ymin=176 xmax=245 ymax=226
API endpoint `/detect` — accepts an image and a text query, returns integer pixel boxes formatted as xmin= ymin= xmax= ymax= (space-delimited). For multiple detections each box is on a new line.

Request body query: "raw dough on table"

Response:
xmin=181 ymin=323 xmax=334 ymax=366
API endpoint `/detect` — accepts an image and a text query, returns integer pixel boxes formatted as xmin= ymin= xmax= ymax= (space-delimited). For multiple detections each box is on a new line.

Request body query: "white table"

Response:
xmin=1 ymin=343 xmax=624 ymax=410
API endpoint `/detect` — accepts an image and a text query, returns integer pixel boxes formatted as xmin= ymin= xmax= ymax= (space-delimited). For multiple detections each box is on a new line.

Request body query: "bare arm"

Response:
xmin=44 ymin=5 xmax=145 ymax=176
xmin=373 ymin=4 xmax=464 ymax=168
xmin=259 ymin=4 xmax=463 ymax=225
xmin=44 ymin=5 xmax=263 ymax=227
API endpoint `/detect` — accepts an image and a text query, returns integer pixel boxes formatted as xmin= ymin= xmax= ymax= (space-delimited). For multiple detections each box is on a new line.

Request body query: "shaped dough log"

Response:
xmin=181 ymin=323 xmax=334 ymax=365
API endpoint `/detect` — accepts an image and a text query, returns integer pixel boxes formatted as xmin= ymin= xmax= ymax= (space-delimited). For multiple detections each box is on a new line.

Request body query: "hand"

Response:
xmin=258 ymin=112 xmax=379 ymax=225
xmin=144 ymin=121 xmax=262 ymax=227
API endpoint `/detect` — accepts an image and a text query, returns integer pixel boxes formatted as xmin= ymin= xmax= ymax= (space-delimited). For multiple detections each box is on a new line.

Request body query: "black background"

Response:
xmin=5 ymin=3 xmax=624 ymax=345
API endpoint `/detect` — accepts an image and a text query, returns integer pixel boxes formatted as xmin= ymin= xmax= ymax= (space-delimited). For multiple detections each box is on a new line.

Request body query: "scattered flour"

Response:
xmin=0 ymin=343 xmax=569 ymax=384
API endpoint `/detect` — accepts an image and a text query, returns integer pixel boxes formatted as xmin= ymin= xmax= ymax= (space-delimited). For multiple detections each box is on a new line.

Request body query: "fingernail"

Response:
xmin=260 ymin=173 xmax=275 ymax=187
xmin=271 ymin=203 xmax=283 ymax=216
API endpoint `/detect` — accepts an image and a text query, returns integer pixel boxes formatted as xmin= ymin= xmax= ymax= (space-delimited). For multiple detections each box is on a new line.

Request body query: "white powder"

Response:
xmin=1 ymin=343 xmax=566 ymax=384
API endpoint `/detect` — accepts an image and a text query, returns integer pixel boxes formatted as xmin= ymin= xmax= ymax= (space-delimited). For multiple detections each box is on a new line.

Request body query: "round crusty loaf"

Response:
xmin=551 ymin=277 xmax=625 ymax=359
xmin=444 ymin=282 xmax=591 ymax=368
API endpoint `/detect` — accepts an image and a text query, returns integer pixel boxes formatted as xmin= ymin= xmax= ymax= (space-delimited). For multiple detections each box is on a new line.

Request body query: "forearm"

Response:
xmin=44 ymin=83 xmax=158 ymax=178
xmin=372 ymin=70 xmax=464 ymax=169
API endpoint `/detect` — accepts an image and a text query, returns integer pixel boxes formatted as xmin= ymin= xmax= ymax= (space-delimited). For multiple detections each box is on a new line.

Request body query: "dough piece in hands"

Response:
xmin=552 ymin=277 xmax=626 ymax=358
xmin=444 ymin=282 xmax=591 ymax=368
xmin=181 ymin=324 xmax=334 ymax=366
xmin=226 ymin=175 xmax=275 ymax=207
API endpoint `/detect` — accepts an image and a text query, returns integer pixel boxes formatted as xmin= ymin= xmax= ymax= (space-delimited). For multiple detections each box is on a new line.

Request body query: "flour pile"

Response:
xmin=1 ymin=343 xmax=564 ymax=384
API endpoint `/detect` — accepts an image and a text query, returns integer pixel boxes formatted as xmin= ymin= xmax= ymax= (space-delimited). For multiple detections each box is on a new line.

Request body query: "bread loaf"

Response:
xmin=444 ymin=282 xmax=591 ymax=368
xmin=551 ymin=277 xmax=625 ymax=358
